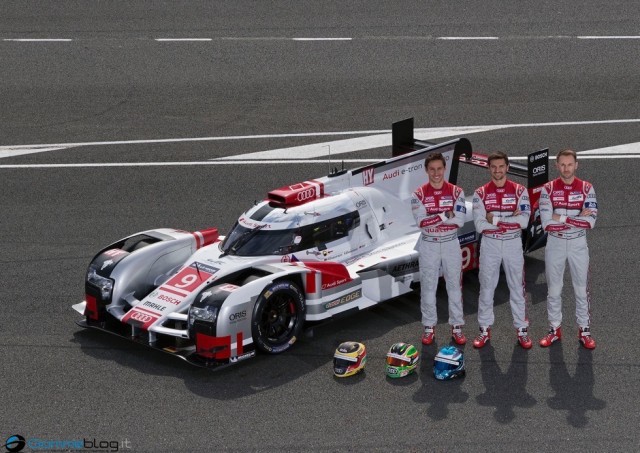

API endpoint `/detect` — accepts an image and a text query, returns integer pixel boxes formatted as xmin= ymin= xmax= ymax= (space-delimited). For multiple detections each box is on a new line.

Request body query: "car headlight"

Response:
xmin=189 ymin=305 xmax=219 ymax=324
xmin=87 ymin=265 xmax=114 ymax=300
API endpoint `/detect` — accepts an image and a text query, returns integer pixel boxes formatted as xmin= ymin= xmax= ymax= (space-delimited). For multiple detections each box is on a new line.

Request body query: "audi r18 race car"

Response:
xmin=73 ymin=118 xmax=549 ymax=368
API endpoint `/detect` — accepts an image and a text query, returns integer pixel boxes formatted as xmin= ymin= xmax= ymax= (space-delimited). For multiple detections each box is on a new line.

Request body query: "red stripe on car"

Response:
xmin=306 ymin=270 xmax=317 ymax=294
xmin=159 ymin=286 xmax=189 ymax=297
xmin=85 ymin=294 xmax=99 ymax=320
xmin=302 ymin=261 xmax=352 ymax=291
xmin=236 ymin=331 xmax=243 ymax=355
xmin=196 ymin=333 xmax=231 ymax=360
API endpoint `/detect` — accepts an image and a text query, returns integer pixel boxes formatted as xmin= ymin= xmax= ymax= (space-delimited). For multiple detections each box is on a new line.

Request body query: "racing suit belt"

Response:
xmin=482 ymin=231 xmax=522 ymax=240
xmin=421 ymin=232 xmax=458 ymax=243
xmin=549 ymin=230 xmax=587 ymax=240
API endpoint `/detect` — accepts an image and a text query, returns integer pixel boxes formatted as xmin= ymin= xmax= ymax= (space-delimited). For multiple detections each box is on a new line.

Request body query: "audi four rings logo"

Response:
xmin=131 ymin=312 xmax=153 ymax=323
xmin=296 ymin=188 xmax=317 ymax=201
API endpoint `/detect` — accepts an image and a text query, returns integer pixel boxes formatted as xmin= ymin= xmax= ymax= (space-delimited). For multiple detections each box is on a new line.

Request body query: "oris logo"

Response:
xmin=296 ymin=188 xmax=317 ymax=202
xmin=532 ymin=165 xmax=546 ymax=175
xmin=131 ymin=312 xmax=153 ymax=323
xmin=229 ymin=310 xmax=247 ymax=321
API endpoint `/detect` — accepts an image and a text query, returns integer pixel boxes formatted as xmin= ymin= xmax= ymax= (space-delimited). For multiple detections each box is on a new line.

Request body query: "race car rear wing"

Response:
xmin=391 ymin=117 xmax=549 ymax=189
xmin=459 ymin=149 xmax=549 ymax=189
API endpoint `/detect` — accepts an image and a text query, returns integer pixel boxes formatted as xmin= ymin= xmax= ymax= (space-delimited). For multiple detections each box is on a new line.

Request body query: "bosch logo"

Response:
xmin=530 ymin=152 xmax=547 ymax=162
xmin=296 ymin=188 xmax=316 ymax=202
xmin=131 ymin=312 xmax=153 ymax=323
xmin=532 ymin=165 xmax=546 ymax=175
xmin=229 ymin=310 xmax=247 ymax=321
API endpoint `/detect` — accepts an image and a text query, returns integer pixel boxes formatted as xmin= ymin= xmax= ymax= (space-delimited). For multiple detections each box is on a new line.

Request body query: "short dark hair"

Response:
xmin=487 ymin=151 xmax=509 ymax=166
xmin=556 ymin=149 xmax=577 ymax=161
xmin=425 ymin=153 xmax=446 ymax=168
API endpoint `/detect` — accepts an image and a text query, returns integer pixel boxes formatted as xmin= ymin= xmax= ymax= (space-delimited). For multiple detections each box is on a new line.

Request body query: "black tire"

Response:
xmin=251 ymin=280 xmax=306 ymax=354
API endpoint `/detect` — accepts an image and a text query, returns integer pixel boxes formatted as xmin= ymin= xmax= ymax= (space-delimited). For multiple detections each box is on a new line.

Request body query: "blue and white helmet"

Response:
xmin=433 ymin=346 xmax=465 ymax=380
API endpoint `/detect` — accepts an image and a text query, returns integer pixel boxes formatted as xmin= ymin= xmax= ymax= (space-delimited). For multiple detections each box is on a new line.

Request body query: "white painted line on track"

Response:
xmin=0 ymin=159 xmax=378 ymax=169
xmin=3 ymin=36 xmax=640 ymax=44
xmin=577 ymin=36 xmax=640 ymax=40
xmin=215 ymin=126 xmax=505 ymax=160
xmin=3 ymin=118 xmax=640 ymax=161
xmin=292 ymin=38 xmax=352 ymax=41
xmin=155 ymin=38 xmax=212 ymax=41
xmin=437 ymin=37 xmax=499 ymax=40
xmin=0 ymin=146 xmax=77 ymax=158
xmin=5 ymin=118 xmax=638 ymax=154
xmin=0 ymin=130 xmax=391 ymax=152
xmin=3 ymin=38 xmax=73 ymax=42
xmin=578 ymin=142 xmax=640 ymax=155
xmin=0 ymin=154 xmax=637 ymax=170
xmin=219 ymin=119 xmax=640 ymax=161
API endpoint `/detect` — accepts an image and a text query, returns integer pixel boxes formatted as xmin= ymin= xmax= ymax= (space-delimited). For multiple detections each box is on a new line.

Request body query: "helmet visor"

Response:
xmin=386 ymin=356 xmax=411 ymax=367
xmin=334 ymin=358 xmax=356 ymax=369
xmin=434 ymin=356 xmax=459 ymax=372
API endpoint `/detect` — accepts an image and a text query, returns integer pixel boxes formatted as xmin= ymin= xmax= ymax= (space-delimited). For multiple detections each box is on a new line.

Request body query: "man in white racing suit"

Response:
xmin=411 ymin=153 xmax=467 ymax=346
xmin=472 ymin=151 xmax=532 ymax=349
xmin=538 ymin=149 xmax=597 ymax=349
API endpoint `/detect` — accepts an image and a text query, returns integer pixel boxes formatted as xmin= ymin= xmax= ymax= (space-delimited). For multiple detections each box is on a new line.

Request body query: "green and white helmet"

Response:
xmin=386 ymin=342 xmax=419 ymax=378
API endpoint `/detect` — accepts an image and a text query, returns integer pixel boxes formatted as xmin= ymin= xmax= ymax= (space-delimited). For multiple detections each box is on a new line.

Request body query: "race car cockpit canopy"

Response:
xmin=220 ymin=194 xmax=361 ymax=257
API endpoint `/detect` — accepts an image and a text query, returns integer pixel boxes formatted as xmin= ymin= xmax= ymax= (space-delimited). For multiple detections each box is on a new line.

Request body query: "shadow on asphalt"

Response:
xmin=547 ymin=344 xmax=607 ymax=427
xmin=70 ymin=294 xmax=422 ymax=399
xmin=475 ymin=344 xmax=537 ymax=423
xmin=412 ymin=341 xmax=469 ymax=420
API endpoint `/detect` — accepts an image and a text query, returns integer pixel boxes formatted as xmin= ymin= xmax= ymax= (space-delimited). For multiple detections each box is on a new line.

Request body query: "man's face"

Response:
xmin=556 ymin=154 xmax=578 ymax=181
xmin=489 ymin=158 xmax=508 ymax=183
xmin=427 ymin=160 xmax=446 ymax=186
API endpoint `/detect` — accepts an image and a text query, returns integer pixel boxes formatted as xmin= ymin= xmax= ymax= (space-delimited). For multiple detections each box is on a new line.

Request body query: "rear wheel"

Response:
xmin=252 ymin=280 xmax=305 ymax=354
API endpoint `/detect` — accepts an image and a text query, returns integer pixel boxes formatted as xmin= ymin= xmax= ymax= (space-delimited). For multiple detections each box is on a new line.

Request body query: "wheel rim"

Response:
xmin=259 ymin=292 xmax=298 ymax=344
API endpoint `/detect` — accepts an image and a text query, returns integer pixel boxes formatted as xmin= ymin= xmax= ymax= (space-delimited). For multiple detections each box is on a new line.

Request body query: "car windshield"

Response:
xmin=220 ymin=211 xmax=360 ymax=257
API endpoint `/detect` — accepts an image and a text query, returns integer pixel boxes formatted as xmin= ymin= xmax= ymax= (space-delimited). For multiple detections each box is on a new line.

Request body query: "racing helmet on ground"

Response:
xmin=386 ymin=342 xmax=419 ymax=378
xmin=333 ymin=341 xmax=367 ymax=377
xmin=434 ymin=345 xmax=465 ymax=380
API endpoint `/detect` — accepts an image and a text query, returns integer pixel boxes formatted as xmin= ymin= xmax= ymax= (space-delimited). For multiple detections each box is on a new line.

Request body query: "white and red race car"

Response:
xmin=73 ymin=118 xmax=549 ymax=368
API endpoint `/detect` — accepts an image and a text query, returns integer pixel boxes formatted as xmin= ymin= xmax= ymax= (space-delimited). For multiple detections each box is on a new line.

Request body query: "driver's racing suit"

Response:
xmin=539 ymin=177 xmax=597 ymax=329
xmin=473 ymin=180 xmax=531 ymax=329
xmin=411 ymin=181 xmax=466 ymax=328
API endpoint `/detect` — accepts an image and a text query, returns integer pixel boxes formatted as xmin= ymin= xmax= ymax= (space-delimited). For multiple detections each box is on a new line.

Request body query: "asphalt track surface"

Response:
xmin=1 ymin=2 xmax=640 ymax=452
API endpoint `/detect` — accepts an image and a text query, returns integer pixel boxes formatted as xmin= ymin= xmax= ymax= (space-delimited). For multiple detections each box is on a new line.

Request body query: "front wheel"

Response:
xmin=252 ymin=280 xmax=306 ymax=354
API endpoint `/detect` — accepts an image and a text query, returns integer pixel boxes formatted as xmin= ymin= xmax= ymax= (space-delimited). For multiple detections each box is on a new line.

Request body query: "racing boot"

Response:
xmin=451 ymin=325 xmax=466 ymax=345
xmin=422 ymin=326 xmax=435 ymax=345
xmin=578 ymin=327 xmax=596 ymax=350
xmin=539 ymin=326 xmax=562 ymax=347
xmin=473 ymin=327 xmax=491 ymax=348
xmin=516 ymin=327 xmax=533 ymax=349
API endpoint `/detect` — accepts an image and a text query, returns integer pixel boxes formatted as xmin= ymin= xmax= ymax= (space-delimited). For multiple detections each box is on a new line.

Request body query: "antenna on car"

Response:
xmin=324 ymin=144 xmax=332 ymax=174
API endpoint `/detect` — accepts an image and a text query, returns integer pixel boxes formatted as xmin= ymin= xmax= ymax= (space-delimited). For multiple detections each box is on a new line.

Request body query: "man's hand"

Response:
xmin=579 ymin=208 xmax=593 ymax=216
xmin=444 ymin=210 xmax=454 ymax=219
xmin=486 ymin=212 xmax=494 ymax=223
xmin=552 ymin=213 xmax=561 ymax=222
